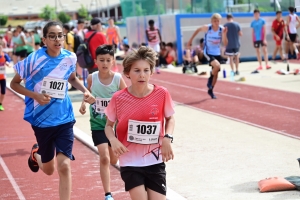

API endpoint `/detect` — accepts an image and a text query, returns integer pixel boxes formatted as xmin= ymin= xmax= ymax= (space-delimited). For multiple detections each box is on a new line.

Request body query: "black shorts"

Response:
xmin=225 ymin=48 xmax=240 ymax=56
xmin=120 ymin=162 xmax=167 ymax=195
xmin=288 ymin=33 xmax=297 ymax=42
xmin=31 ymin=121 xmax=76 ymax=163
xmin=253 ymin=41 xmax=266 ymax=48
xmin=204 ymin=53 xmax=222 ymax=65
xmin=0 ymin=79 xmax=6 ymax=95
xmin=91 ymin=130 xmax=111 ymax=146
xmin=15 ymin=49 xmax=27 ymax=58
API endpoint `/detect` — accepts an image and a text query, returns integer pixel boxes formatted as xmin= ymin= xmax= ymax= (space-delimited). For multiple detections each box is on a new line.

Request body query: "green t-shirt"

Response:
xmin=89 ymin=71 xmax=121 ymax=130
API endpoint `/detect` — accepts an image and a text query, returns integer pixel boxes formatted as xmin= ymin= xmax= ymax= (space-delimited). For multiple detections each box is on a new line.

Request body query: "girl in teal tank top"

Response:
xmin=25 ymin=30 xmax=34 ymax=55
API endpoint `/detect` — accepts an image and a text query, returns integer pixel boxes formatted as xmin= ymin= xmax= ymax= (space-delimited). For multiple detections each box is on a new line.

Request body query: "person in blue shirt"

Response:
xmin=10 ymin=21 xmax=95 ymax=200
xmin=187 ymin=13 xmax=228 ymax=99
xmin=250 ymin=9 xmax=271 ymax=70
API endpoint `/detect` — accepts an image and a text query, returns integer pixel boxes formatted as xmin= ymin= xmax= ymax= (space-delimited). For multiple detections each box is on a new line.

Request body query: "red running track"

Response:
xmin=117 ymin=64 xmax=300 ymax=138
xmin=0 ymin=90 xmax=130 ymax=200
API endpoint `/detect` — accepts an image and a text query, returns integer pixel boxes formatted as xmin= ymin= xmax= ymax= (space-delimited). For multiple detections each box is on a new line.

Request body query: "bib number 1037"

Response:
xmin=127 ymin=120 xmax=161 ymax=144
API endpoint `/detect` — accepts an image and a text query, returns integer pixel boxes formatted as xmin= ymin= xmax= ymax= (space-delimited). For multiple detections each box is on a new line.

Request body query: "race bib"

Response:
xmin=95 ymin=97 xmax=111 ymax=114
xmin=127 ymin=120 xmax=161 ymax=145
xmin=0 ymin=66 xmax=5 ymax=75
xmin=40 ymin=77 xmax=67 ymax=99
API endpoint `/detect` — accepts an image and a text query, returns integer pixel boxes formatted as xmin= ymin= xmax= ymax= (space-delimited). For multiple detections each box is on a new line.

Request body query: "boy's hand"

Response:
xmin=83 ymin=91 xmax=95 ymax=104
xmin=161 ymin=137 xmax=174 ymax=162
xmin=34 ymin=93 xmax=51 ymax=105
xmin=110 ymin=138 xmax=129 ymax=157
xmin=79 ymin=103 xmax=86 ymax=115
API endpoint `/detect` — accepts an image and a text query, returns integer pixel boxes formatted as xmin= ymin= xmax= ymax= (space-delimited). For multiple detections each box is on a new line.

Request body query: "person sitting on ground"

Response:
xmin=116 ymin=44 xmax=131 ymax=60
xmin=159 ymin=42 xmax=168 ymax=58
xmin=182 ymin=43 xmax=198 ymax=73
xmin=195 ymin=38 xmax=208 ymax=64
xmin=159 ymin=42 xmax=177 ymax=67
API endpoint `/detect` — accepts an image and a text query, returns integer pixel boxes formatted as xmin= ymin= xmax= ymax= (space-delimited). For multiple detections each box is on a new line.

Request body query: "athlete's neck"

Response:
xmin=129 ymin=84 xmax=154 ymax=98
xmin=98 ymin=70 xmax=113 ymax=79
xmin=46 ymin=49 xmax=60 ymax=57
xmin=212 ymin=25 xmax=219 ymax=31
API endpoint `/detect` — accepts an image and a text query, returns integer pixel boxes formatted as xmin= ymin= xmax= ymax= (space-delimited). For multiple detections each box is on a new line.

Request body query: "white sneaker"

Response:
xmin=105 ymin=195 xmax=114 ymax=200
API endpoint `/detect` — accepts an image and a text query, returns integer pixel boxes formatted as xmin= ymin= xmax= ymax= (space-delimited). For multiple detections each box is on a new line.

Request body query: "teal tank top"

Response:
xmin=89 ymin=72 xmax=121 ymax=130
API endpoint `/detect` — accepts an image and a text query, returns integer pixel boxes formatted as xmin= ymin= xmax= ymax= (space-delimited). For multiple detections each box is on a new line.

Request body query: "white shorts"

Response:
xmin=149 ymin=43 xmax=160 ymax=52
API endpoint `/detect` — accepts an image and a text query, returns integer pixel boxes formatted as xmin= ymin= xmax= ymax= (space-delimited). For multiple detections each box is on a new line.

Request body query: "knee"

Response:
xmin=100 ymin=156 xmax=110 ymax=166
xmin=43 ymin=166 xmax=55 ymax=176
xmin=57 ymin=161 xmax=71 ymax=176
xmin=110 ymin=156 xmax=118 ymax=165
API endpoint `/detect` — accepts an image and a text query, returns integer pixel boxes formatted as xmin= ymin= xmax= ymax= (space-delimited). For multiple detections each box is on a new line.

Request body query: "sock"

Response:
xmin=295 ymin=49 xmax=299 ymax=54
xmin=105 ymin=192 xmax=112 ymax=197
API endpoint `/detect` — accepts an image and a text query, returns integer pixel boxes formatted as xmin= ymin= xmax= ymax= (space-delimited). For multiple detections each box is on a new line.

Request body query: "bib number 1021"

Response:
xmin=49 ymin=81 xmax=64 ymax=90
xmin=98 ymin=100 xmax=110 ymax=107
xmin=136 ymin=125 xmax=157 ymax=135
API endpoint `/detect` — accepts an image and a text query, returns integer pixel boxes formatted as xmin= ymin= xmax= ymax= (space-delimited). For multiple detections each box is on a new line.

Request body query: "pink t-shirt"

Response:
xmin=105 ymin=85 xmax=175 ymax=167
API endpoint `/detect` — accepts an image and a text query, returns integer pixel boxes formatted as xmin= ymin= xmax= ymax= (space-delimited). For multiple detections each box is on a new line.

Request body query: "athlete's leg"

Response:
xmin=210 ymin=59 xmax=220 ymax=87
xmin=262 ymin=45 xmax=269 ymax=67
xmin=147 ymin=188 xmax=166 ymax=200
xmin=235 ymin=53 xmax=240 ymax=73
xmin=255 ymin=47 xmax=262 ymax=67
xmin=56 ymin=153 xmax=72 ymax=200
xmin=34 ymin=153 xmax=56 ymax=175
xmin=129 ymin=185 xmax=147 ymax=200
xmin=97 ymin=143 xmax=112 ymax=194
xmin=229 ymin=55 xmax=234 ymax=71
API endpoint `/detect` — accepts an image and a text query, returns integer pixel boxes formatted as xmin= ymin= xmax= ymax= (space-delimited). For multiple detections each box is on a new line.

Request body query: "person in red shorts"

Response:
xmin=104 ymin=46 xmax=175 ymax=200
xmin=271 ymin=10 xmax=288 ymax=63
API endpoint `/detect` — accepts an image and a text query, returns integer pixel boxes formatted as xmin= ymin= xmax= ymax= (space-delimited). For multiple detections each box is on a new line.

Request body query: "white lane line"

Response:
xmin=152 ymin=78 xmax=300 ymax=113
xmin=6 ymin=85 xmax=187 ymax=200
xmin=0 ymin=156 xmax=26 ymax=200
xmin=175 ymin=101 xmax=300 ymax=140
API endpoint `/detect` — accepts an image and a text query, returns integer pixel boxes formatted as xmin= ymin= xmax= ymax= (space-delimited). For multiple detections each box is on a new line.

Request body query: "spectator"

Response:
xmin=73 ymin=19 xmax=86 ymax=41
xmin=85 ymin=18 xmax=107 ymax=73
xmin=106 ymin=18 xmax=122 ymax=52
xmin=63 ymin=24 xmax=74 ymax=52
xmin=182 ymin=43 xmax=198 ymax=73
xmin=159 ymin=42 xmax=177 ymax=67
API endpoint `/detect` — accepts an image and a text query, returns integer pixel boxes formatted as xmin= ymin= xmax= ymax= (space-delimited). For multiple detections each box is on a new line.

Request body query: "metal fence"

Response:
xmin=120 ymin=0 xmax=296 ymax=18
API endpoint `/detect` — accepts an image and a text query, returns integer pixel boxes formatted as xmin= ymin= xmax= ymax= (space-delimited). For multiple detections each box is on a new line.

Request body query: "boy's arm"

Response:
xmin=10 ymin=73 xmax=51 ymax=105
xmin=145 ymin=30 xmax=150 ymax=41
xmin=222 ymin=27 xmax=228 ymax=47
xmin=187 ymin=26 xmax=208 ymax=48
xmin=161 ymin=115 xmax=175 ymax=162
xmin=79 ymin=74 xmax=92 ymax=115
xmin=263 ymin=24 xmax=267 ymax=43
xmin=119 ymin=77 xmax=127 ymax=90
xmin=158 ymin=29 xmax=162 ymax=42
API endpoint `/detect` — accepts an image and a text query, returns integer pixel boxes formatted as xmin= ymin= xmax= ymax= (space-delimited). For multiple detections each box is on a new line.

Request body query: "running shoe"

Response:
xmin=28 ymin=143 xmax=39 ymax=172
xmin=105 ymin=195 xmax=114 ymax=200
xmin=208 ymin=89 xmax=217 ymax=99
xmin=0 ymin=105 xmax=4 ymax=111
xmin=257 ymin=66 xmax=263 ymax=70
xmin=235 ymin=71 xmax=240 ymax=76
xmin=294 ymin=69 xmax=300 ymax=75
xmin=266 ymin=66 xmax=272 ymax=70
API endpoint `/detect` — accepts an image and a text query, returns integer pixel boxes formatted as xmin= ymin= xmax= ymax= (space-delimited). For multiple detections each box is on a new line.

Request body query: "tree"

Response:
xmin=58 ymin=11 xmax=71 ymax=24
xmin=0 ymin=15 xmax=8 ymax=27
xmin=78 ymin=4 xmax=88 ymax=19
xmin=39 ymin=5 xmax=57 ymax=20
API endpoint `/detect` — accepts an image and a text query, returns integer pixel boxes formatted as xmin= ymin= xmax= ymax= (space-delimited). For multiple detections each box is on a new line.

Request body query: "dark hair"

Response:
xmin=160 ymin=41 xmax=166 ymax=46
xmin=123 ymin=44 xmax=130 ymax=49
xmin=148 ymin=20 xmax=154 ymax=25
xmin=200 ymin=38 xmax=204 ymax=44
xmin=63 ymin=24 xmax=70 ymax=31
xmin=95 ymin=44 xmax=115 ymax=57
xmin=17 ymin=25 xmax=24 ymax=31
xmin=253 ymin=9 xmax=260 ymax=14
xmin=289 ymin=7 xmax=296 ymax=13
xmin=78 ymin=19 xmax=85 ymax=24
xmin=276 ymin=10 xmax=282 ymax=15
xmin=140 ymin=42 xmax=147 ymax=47
xmin=226 ymin=13 xmax=233 ymax=19
xmin=166 ymin=42 xmax=173 ymax=48
xmin=43 ymin=21 xmax=63 ymax=37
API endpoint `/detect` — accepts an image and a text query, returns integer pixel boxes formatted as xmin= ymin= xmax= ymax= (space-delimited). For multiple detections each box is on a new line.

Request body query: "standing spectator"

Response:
xmin=286 ymin=6 xmax=300 ymax=59
xmin=145 ymin=19 xmax=162 ymax=52
xmin=224 ymin=13 xmax=242 ymax=75
xmin=271 ymin=11 xmax=288 ymax=62
xmin=63 ymin=24 xmax=74 ymax=52
xmin=250 ymin=9 xmax=271 ymax=70
xmin=13 ymin=25 xmax=27 ymax=61
xmin=106 ymin=18 xmax=122 ymax=52
xmin=73 ymin=19 xmax=86 ymax=41
xmin=85 ymin=18 xmax=107 ymax=74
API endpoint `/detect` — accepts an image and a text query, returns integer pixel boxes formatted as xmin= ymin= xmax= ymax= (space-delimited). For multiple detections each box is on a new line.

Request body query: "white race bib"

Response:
xmin=40 ymin=77 xmax=67 ymax=99
xmin=95 ymin=97 xmax=111 ymax=114
xmin=127 ymin=120 xmax=161 ymax=145
xmin=0 ymin=66 xmax=5 ymax=75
